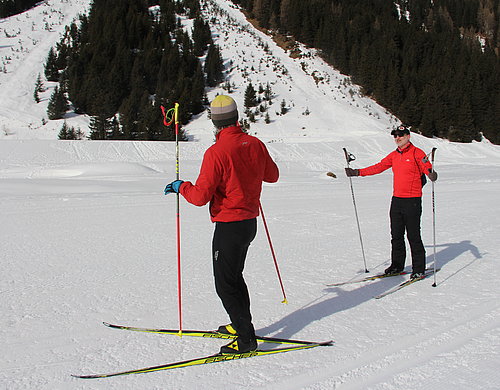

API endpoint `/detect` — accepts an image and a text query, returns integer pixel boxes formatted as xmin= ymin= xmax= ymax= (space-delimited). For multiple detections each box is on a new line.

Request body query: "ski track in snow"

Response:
xmin=1 ymin=140 xmax=499 ymax=389
xmin=264 ymin=299 xmax=500 ymax=389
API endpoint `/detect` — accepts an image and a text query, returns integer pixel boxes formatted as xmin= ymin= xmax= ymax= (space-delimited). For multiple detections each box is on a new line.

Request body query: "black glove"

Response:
xmin=345 ymin=168 xmax=359 ymax=177
xmin=428 ymin=170 xmax=438 ymax=182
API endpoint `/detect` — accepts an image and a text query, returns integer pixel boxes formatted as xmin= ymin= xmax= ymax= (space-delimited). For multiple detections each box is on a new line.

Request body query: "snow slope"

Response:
xmin=0 ymin=0 xmax=91 ymax=138
xmin=1 ymin=1 xmax=499 ymax=389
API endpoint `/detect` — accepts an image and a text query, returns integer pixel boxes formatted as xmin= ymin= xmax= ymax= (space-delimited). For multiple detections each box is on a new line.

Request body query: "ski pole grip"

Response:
xmin=343 ymin=148 xmax=349 ymax=164
xmin=343 ymin=148 xmax=355 ymax=165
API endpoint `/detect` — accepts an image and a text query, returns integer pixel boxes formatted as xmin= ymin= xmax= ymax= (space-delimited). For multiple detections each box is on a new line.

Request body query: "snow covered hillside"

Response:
xmin=0 ymin=0 xmax=91 ymax=138
xmin=1 ymin=1 xmax=499 ymax=389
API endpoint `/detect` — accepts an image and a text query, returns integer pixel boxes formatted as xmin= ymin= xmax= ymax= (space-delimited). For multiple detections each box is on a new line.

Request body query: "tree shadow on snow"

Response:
xmin=257 ymin=239 xmax=482 ymax=340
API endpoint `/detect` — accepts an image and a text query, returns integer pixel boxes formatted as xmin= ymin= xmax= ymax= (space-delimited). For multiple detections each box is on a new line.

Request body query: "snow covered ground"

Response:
xmin=1 ymin=1 xmax=499 ymax=389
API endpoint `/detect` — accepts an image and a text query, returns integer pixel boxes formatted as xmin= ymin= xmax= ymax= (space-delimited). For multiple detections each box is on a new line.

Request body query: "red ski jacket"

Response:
xmin=359 ymin=143 xmax=433 ymax=198
xmin=179 ymin=125 xmax=279 ymax=222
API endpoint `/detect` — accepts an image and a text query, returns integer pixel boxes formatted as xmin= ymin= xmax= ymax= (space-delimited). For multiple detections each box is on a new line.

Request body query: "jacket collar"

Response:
xmin=215 ymin=124 xmax=243 ymax=141
xmin=396 ymin=142 xmax=414 ymax=154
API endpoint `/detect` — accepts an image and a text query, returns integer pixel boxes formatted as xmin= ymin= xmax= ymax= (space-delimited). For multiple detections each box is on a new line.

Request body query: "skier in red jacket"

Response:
xmin=345 ymin=126 xmax=437 ymax=279
xmin=165 ymin=95 xmax=279 ymax=354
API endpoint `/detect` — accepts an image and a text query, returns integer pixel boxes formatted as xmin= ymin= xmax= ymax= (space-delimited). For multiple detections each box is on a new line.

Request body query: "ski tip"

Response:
xmin=72 ymin=374 xmax=102 ymax=379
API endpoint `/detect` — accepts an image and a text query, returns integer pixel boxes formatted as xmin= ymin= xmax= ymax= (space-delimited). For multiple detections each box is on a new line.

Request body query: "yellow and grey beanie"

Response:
xmin=210 ymin=95 xmax=238 ymax=128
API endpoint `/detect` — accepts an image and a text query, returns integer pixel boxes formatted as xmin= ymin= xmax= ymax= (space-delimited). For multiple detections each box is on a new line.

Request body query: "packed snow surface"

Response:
xmin=1 ymin=1 xmax=499 ymax=389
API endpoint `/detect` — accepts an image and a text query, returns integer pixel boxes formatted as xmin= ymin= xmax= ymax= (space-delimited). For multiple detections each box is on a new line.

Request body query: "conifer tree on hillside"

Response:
xmin=0 ymin=0 xmax=39 ymax=18
xmin=244 ymin=83 xmax=257 ymax=109
xmin=189 ymin=63 xmax=206 ymax=116
xmin=47 ymin=87 xmax=68 ymax=120
xmin=264 ymin=82 xmax=273 ymax=102
xmin=88 ymin=114 xmax=112 ymax=140
xmin=33 ymin=74 xmax=44 ymax=103
xmin=44 ymin=48 xmax=59 ymax=82
xmin=58 ymin=121 xmax=83 ymax=140
xmin=204 ymin=44 xmax=224 ymax=87
xmin=238 ymin=0 xmax=499 ymax=144
xmin=58 ymin=121 xmax=71 ymax=140
xmin=48 ymin=0 xmax=209 ymax=141
xmin=192 ymin=16 xmax=212 ymax=56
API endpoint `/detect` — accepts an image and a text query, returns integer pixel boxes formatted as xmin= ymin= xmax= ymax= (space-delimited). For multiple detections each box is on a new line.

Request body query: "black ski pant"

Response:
xmin=389 ymin=196 xmax=426 ymax=274
xmin=212 ymin=218 xmax=257 ymax=342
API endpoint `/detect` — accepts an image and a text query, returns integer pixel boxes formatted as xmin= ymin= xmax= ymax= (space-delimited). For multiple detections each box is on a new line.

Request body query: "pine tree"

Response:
xmin=0 ymin=0 xmax=39 ymax=18
xmin=244 ymin=83 xmax=257 ymax=109
xmin=189 ymin=63 xmax=205 ymax=116
xmin=240 ymin=118 xmax=250 ymax=133
xmin=57 ymin=122 xmax=84 ymax=140
xmin=204 ymin=44 xmax=224 ymax=87
xmin=33 ymin=73 xmax=44 ymax=103
xmin=192 ymin=16 xmax=212 ymax=56
xmin=88 ymin=114 xmax=111 ymax=140
xmin=280 ymin=99 xmax=288 ymax=115
xmin=44 ymin=48 xmax=60 ymax=82
xmin=47 ymin=87 xmax=68 ymax=120
xmin=264 ymin=82 xmax=273 ymax=101
xmin=58 ymin=121 xmax=70 ymax=140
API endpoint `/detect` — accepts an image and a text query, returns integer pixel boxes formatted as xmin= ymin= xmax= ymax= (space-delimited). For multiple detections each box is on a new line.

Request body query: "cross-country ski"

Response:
xmin=73 ymin=341 xmax=333 ymax=379
xmin=327 ymin=267 xmax=437 ymax=287
xmin=374 ymin=269 xmax=441 ymax=299
xmin=103 ymin=322 xmax=327 ymax=345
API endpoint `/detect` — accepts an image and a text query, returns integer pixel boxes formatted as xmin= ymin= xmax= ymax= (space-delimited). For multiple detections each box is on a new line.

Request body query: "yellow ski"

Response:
xmin=73 ymin=341 xmax=332 ymax=379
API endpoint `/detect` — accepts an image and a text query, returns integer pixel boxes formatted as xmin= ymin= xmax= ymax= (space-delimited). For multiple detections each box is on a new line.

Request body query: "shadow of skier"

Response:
xmin=257 ymin=239 xmax=482 ymax=340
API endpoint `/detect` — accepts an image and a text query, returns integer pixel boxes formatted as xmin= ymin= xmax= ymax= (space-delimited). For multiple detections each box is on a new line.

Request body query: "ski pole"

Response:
xmin=259 ymin=203 xmax=288 ymax=304
xmin=430 ymin=147 xmax=437 ymax=287
xmin=161 ymin=103 xmax=183 ymax=336
xmin=343 ymin=148 xmax=369 ymax=273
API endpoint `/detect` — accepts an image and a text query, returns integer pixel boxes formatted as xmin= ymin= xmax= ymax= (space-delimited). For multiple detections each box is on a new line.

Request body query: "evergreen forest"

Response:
xmin=234 ymin=0 xmax=500 ymax=144
xmin=45 ymin=0 xmax=222 ymax=140
xmin=37 ymin=0 xmax=499 ymax=143
xmin=0 ymin=0 xmax=38 ymax=18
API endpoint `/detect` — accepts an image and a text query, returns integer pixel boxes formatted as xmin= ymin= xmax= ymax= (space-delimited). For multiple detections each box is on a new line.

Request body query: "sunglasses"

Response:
xmin=392 ymin=132 xmax=408 ymax=138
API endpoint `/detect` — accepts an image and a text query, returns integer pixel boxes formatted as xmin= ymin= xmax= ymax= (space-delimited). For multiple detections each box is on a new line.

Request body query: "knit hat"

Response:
xmin=210 ymin=95 xmax=238 ymax=128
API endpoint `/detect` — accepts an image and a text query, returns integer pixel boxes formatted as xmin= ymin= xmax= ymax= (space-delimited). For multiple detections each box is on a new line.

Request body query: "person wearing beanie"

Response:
xmin=345 ymin=125 xmax=438 ymax=280
xmin=164 ymin=95 xmax=279 ymax=354
xmin=210 ymin=94 xmax=239 ymax=130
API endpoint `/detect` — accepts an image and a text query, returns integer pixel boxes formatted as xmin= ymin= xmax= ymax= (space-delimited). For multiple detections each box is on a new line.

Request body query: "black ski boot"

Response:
xmin=384 ymin=265 xmax=404 ymax=276
xmin=220 ymin=336 xmax=257 ymax=354
xmin=410 ymin=272 xmax=425 ymax=280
